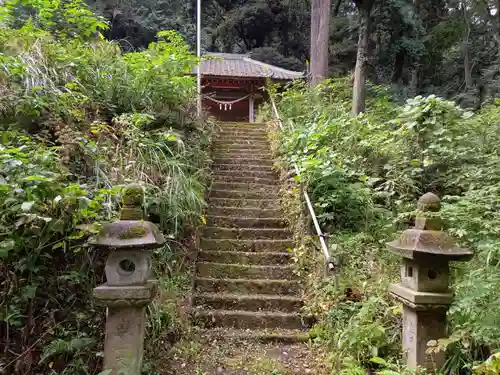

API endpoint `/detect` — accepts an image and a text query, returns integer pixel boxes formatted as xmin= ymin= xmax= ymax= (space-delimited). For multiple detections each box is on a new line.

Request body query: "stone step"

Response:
xmin=198 ymin=250 xmax=291 ymax=265
xmin=213 ymin=151 xmax=273 ymax=158
xmin=193 ymin=309 xmax=307 ymax=330
xmin=215 ymin=132 xmax=268 ymax=140
xmin=215 ymin=135 xmax=268 ymax=143
xmin=203 ymin=226 xmax=292 ymax=240
xmin=199 ymin=327 xmax=309 ymax=343
xmin=207 ymin=216 xmax=286 ymax=229
xmin=213 ymin=175 xmax=277 ymax=185
xmin=195 ymin=277 xmax=300 ymax=295
xmin=215 ymin=137 xmax=269 ymax=145
xmin=200 ymin=238 xmax=294 ymax=252
xmin=212 ymin=169 xmax=276 ymax=180
xmin=196 ymin=262 xmax=295 ymax=280
xmin=209 ymin=189 xmax=278 ymax=200
xmin=193 ymin=293 xmax=302 ymax=312
xmin=218 ymin=123 xmax=267 ymax=130
xmin=213 ymin=163 xmax=273 ymax=172
xmin=213 ymin=157 xmax=275 ymax=165
xmin=211 ymin=182 xmax=278 ymax=194
xmin=213 ymin=143 xmax=270 ymax=151
xmin=209 ymin=206 xmax=281 ymax=218
xmin=207 ymin=197 xmax=279 ymax=209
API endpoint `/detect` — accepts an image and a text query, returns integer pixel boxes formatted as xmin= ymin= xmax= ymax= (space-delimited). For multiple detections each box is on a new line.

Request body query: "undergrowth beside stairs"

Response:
xmin=262 ymin=78 xmax=500 ymax=375
xmin=0 ymin=1 xmax=213 ymax=374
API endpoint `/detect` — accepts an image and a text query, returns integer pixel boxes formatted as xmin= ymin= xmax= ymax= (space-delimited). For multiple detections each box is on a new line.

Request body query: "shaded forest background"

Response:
xmin=86 ymin=0 xmax=500 ymax=107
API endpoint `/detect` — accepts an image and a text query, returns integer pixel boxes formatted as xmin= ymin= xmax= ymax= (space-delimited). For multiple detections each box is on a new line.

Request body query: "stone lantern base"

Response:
xmin=402 ymin=305 xmax=447 ymax=371
xmin=93 ymin=283 xmax=157 ymax=375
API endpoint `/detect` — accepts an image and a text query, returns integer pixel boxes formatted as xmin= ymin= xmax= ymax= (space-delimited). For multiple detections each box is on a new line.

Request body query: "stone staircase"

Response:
xmin=193 ymin=122 xmax=309 ymax=341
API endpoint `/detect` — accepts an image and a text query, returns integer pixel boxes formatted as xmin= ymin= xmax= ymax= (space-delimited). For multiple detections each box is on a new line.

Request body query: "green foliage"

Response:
xmin=0 ymin=1 xmax=211 ymax=374
xmin=269 ymin=79 xmax=500 ymax=374
xmin=1 ymin=0 xmax=108 ymax=39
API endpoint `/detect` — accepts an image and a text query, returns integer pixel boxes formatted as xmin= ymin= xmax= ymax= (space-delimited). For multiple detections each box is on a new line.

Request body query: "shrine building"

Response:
xmin=197 ymin=53 xmax=304 ymax=122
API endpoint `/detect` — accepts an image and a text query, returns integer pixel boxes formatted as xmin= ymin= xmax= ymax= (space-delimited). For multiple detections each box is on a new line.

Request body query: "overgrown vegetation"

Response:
xmin=264 ymin=78 xmax=499 ymax=374
xmin=0 ymin=1 xmax=211 ymax=374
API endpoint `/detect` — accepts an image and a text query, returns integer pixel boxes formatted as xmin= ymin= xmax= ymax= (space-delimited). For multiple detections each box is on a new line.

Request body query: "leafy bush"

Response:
xmin=268 ymin=79 xmax=500 ymax=374
xmin=0 ymin=1 xmax=211 ymax=374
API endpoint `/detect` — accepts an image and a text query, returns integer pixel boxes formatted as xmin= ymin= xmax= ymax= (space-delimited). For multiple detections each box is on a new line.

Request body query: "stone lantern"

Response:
xmin=386 ymin=192 xmax=472 ymax=371
xmin=91 ymin=184 xmax=165 ymax=375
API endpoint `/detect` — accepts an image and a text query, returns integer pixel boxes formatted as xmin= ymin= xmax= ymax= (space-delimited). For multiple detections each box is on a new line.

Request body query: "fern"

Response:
xmin=39 ymin=336 xmax=93 ymax=364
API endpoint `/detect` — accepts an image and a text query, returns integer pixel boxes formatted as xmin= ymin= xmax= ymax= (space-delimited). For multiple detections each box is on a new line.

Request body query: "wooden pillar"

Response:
xmin=249 ymin=94 xmax=255 ymax=123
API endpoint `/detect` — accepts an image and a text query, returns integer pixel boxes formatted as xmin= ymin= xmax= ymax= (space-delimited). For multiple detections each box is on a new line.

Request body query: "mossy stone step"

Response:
xmin=213 ymin=163 xmax=273 ymax=172
xmin=212 ymin=175 xmax=277 ymax=185
xmin=198 ymin=250 xmax=291 ymax=265
xmin=212 ymin=169 xmax=277 ymax=180
xmin=211 ymin=182 xmax=278 ymax=194
xmin=200 ymin=237 xmax=293 ymax=252
xmin=207 ymin=197 xmax=279 ymax=209
xmin=213 ymin=157 xmax=274 ymax=165
xmin=195 ymin=277 xmax=300 ymax=296
xmin=213 ymin=150 xmax=273 ymax=158
xmin=196 ymin=262 xmax=295 ymax=280
xmin=209 ymin=206 xmax=281 ymax=218
xmin=193 ymin=309 xmax=308 ymax=330
xmin=200 ymin=238 xmax=293 ymax=252
xmin=215 ymin=131 xmax=268 ymax=142
xmin=199 ymin=327 xmax=310 ymax=343
xmin=209 ymin=189 xmax=278 ymax=200
xmin=218 ymin=123 xmax=268 ymax=130
xmin=213 ymin=144 xmax=270 ymax=152
xmin=193 ymin=293 xmax=302 ymax=312
xmin=207 ymin=216 xmax=286 ymax=229
xmin=203 ymin=226 xmax=292 ymax=240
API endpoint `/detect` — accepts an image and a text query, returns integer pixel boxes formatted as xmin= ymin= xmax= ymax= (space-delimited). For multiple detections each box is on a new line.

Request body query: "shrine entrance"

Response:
xmin=201 ymin=78 xmax=264 ymax=122
xmin=195 ymin=53 xmax=304 ymax=122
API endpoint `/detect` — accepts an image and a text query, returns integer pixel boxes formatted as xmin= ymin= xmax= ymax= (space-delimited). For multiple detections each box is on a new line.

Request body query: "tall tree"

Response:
xmin=310 ymin=0 xmax=332 ymax=85
xmin=352 ymin=0 xmax=375 ymax=114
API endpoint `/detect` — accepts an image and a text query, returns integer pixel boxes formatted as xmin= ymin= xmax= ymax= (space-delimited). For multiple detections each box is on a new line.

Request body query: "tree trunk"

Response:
xmin=408 ymin=0 xmax=422 ymax=98
xmin=462 ymin=1 xmax=472 ymax=89
xmin=310 ymin=0 xmax=332 ymax=85
xmin=352 ymin=1 xmax=374 ymax=115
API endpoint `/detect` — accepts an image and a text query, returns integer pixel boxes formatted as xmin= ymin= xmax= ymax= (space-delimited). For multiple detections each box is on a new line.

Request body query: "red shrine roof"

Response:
xmin=197 ymin=53 xmax=304 ymax=80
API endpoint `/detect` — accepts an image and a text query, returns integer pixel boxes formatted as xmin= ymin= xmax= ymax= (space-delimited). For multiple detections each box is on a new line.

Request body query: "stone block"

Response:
xmin=403 ymin=306 xmax=446 ymax=371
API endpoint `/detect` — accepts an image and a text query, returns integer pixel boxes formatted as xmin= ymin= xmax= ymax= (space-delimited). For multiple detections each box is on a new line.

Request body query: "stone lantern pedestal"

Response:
xmin=91 ymin=185 xmax=165 ymax=375
xmin=386 ymin=193 xmax=472 ymax=371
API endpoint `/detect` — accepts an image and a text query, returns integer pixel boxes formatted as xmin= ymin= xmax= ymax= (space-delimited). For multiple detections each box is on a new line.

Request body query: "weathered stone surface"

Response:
xmin=200 ymin=238 xmax=293 ymax=252
xmin=194 ymin=292 xmax=302 ymax=312
xmin=193 ymin=121 xmax=306 ymax=337
xmin=105 ymin=251 xmax=152 ymax=286
xmin=91 ymin=184 xmax=161 ymax=375
xmin=387 ymin=193 xmax=473 ymax=371
xmin=194 ymin=309 xmax=310 ymax=330
xmin=389 ymin=283 xmax=453 ymax=305
xmin=386 ymin=193 xmax=472 ymax=260
xmin=198 ymin=250 xmax=291 ymax=265
xmin=102 ymin=306 xmax=148 ymax=375
xmin=403 ymin=306 xmax=446 ymax=371
xmin=399 ymin=258 xmax=450 ymax=293
xmin=93 ymin=283 xmax=156 ymax=307
xmin=207 ymin=198 xmax=280 ymax=209
xmin=197 ymin=262 xmax=295 ymax=280
xmin=91 ymin=220 xmax=165 ymax=250
xmin=203 ymin=226 xmax=292 ymax=240
xmin=207 ymin=215 xmax=286 ymax=229
xmin=195 ymin=277 xmax=301 ymax=296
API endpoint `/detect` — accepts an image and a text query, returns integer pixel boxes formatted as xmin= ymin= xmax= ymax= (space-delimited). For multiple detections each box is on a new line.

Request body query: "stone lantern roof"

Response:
xmin=386 ymin=193 xmax=473 ymax=261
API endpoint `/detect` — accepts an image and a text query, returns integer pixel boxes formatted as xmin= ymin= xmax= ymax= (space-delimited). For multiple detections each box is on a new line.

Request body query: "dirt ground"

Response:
xmin=158 ymin=329 xmax=331 ymax=375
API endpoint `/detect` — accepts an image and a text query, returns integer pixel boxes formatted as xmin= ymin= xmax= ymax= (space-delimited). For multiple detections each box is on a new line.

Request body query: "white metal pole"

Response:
xmin=196 ymin=0 xmax=202 ymax=118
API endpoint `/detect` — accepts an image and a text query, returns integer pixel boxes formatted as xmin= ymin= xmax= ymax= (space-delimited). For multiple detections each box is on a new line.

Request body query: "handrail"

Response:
xmin=270 ymin=99 xmax=336 ymax=276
